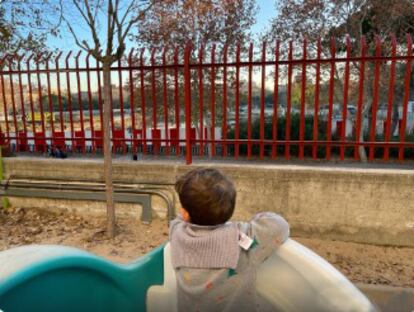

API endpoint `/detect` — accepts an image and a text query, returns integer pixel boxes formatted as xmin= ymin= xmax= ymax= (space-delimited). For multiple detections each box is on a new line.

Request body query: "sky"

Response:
xmin=47 ymin=0 xmax=277 ymax=52
xmin=252 ymin=0 xmax=277 ymax=36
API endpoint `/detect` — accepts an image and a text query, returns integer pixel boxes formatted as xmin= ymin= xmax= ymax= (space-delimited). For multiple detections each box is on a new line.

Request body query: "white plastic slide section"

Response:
xmin=256 ymin=239 xmax=375 ymax=312
xmin=0 ymin=245 xmax=87 ymax=283
xmin=147 ymin=244 xmax=178 ymax=312
xmin=146 ymin=240 xmax=376 ymax=312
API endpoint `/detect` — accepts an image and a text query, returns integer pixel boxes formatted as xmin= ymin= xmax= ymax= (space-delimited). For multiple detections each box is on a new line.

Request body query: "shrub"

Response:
xmin=226 ymin=114 xmax=414 ymax=159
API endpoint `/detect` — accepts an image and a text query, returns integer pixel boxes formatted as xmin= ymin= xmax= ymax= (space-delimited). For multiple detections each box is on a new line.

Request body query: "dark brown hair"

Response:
xmin=175 ymin=168 xmax=236 ymax=226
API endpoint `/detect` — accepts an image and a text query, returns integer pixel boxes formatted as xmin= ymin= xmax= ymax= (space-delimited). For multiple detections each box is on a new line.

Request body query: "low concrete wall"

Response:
xmin=357 ymin=284 xmax=414 ymax=312
xmin=3 ymin=157 xmax=414 ymax=247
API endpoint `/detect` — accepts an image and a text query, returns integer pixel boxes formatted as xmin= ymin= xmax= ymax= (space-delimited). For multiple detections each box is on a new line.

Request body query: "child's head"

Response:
xmin=175 ymin=168 xmax=236 ymax=226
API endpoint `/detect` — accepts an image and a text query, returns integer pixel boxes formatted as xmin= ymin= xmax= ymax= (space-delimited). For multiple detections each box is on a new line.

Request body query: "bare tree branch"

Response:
xmin=59 ymin=1 xmax=89 ymax=52
xmin=112 ymin=0 xmax=124 ymax=60
xmin=71 ymin=0 xmax=92 ymax=27
xmin=83 ymin=0 xmax=102 ymax=53
xmin=119 ymin=0 xmax=137 ymax=27
xmin=121 ymin=1 xmax=155 ymax=44
xmin=106 ymin=0 xmax=115 ymax=60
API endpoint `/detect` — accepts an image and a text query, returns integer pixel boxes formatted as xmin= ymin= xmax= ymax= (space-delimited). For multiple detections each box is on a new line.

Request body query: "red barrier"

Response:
xmin=170 ymin=128 xmax=179 ymax=151
xmin=151 ymin=128 xmax=161 ymax=154
xmin=74 ymin=130 xmax=85 ymax=152
xmin=112 ymin=129 xmax=125 ymax=153
xmin=17 ymin=131 xmax=28 ymax=151
xmin=52 ymin=131 xmax=65 ymax=150
xmin=93 ymin=130 xmax=103 ymax=150
xmin=34 ymin=132 xmax=46 ymax=153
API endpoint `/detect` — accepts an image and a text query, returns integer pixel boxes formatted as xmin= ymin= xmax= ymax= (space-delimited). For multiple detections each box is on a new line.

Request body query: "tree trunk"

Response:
xmin=358 ymin=125 xmax=367 ymax=163
xmin=358 ymin=99 xmax=372 ymax=163
xmin=103 ymin=61 xmax=115 ymax=238
xmin=391 ymin=100 xmax=400 ymax=136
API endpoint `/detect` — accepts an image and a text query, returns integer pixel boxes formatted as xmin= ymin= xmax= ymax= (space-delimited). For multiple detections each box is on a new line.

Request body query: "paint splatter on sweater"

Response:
xmin=169 ymin=212 xmax=290 ymax=312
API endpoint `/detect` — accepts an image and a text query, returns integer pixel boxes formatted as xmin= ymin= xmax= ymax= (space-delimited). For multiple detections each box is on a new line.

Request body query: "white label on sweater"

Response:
xmin=239 ymin=232 xmax=253 ymax=250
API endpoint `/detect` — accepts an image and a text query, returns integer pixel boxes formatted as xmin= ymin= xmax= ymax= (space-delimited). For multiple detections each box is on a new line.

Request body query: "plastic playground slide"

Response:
xmin=0 ymin=239 xmax=376 ymax=312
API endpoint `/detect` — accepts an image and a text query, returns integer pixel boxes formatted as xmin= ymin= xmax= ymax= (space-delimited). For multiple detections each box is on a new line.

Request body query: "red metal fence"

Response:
xmin=0 ymin=35 xmax=413 ymax=164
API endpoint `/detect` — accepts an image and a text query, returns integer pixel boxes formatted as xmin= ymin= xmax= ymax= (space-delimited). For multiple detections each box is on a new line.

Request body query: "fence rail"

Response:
xmin=0 ymin=35 xmax=413 ymax=163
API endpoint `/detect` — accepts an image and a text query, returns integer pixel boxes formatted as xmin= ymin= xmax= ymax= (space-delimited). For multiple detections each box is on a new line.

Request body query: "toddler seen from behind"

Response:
xmin=170 ymin=168 xmax=289 ymax=312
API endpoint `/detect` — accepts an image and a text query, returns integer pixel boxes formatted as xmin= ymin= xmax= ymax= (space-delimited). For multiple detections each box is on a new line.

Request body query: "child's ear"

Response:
xmin=180 ymin=207 xmax=190 ymax=222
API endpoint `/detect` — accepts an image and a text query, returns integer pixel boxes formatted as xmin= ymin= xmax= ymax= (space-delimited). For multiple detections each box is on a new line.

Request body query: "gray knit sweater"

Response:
xmin=169 ymin=212 xmax=290 ymax=312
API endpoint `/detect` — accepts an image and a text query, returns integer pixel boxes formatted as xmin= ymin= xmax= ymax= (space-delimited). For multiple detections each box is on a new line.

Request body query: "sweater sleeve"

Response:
xmin=244 ymin=212 xmax=290 ymax=263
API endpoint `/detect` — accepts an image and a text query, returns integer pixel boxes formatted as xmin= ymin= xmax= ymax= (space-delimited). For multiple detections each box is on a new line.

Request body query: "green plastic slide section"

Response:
xmin=0 ymin=244 xmax=164 ymax=312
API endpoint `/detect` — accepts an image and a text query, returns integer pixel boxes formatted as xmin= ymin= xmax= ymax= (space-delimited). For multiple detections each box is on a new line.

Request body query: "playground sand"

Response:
xmin=1 ymin=207 xmax=413 ymax=288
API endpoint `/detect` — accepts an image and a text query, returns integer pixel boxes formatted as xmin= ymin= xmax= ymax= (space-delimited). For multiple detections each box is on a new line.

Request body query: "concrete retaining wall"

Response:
xmin=3 ymin=157 xmax=414 ymax=247
xmin=357 ymin=284 xmax=414 ymax=312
